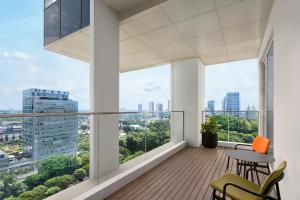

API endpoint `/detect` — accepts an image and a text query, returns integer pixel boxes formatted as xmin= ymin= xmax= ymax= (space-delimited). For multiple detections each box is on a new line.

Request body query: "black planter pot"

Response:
xmin=202 ymin=133 xmax=218 ymax=148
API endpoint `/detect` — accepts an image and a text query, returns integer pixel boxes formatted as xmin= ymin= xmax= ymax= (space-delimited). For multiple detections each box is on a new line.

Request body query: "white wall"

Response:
xmin=90 ymin=0 xmax=119 ymax=179
xmin=258 ymin=0 xmax=300 ymax=198
xmin=171 ymin=58 xmax=205 ymax=147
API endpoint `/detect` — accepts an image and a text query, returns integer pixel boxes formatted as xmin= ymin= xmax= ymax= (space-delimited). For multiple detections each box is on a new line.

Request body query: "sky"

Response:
xmin=0 ymin=0 xmax=258 ymax=111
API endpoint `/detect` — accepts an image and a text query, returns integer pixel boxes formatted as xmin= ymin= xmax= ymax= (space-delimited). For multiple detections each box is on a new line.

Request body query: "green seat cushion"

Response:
xmin=210 ymin=173 xmax=261 ymax=200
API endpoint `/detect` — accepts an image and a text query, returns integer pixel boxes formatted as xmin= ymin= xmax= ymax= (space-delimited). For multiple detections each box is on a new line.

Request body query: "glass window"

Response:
xmin=82 ymin=0 xmax=90 ymax=28
xmin=61 ymin=0 xmax=81 ymax=38
xmin=44 ymin=1 xmax=60 ymax=45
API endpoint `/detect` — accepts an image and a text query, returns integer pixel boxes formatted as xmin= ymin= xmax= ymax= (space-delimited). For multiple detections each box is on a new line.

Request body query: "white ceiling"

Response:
xmin=46 ymin=0 xmax=273 ymax=72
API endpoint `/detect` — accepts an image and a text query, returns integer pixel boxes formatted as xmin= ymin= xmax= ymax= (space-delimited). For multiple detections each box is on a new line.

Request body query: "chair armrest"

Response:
xmin=222 ymin=183 xmax=275 ymax=200
xmin=234 ymin=143 xmax=253 ymax=151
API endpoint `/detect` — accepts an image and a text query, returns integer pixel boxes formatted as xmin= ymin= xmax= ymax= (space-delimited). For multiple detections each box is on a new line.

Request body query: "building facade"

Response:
xmin=223 ymin=92 xmax=240 ymax=116
xmin=22 ymin=89 xmax=78 ymax=162
xmin=207 ymin=100 xmax=215 ymax=112
xmin=138 ymin=104 xmax=143 ymax=112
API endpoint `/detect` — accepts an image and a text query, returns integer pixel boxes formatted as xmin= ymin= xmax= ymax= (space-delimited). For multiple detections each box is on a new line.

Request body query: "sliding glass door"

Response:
xmin=262 ymin=42 xmax=274 ymax=153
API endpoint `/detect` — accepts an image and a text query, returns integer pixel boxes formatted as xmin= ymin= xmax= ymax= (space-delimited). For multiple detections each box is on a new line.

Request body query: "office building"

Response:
xmin=22 ymin=89 xmax=78 ymax=162
xmin=207 ymin=100 xmax=215 ymax=112
xmin=224 ymin=92 xmax=240 ymax=115
xmin=138 ymin=104 xmax=143 ymax=112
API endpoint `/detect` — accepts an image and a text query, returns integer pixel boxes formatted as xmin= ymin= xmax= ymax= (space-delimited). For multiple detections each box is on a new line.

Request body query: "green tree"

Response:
xmin=39 ymin=155 xmax=80 ymax=178
xmin=82 ymin=164 xmax=90 ymax=176
xmin=23 ymin=173 xmax=46 ymax=190
xmin=78 ymin=152 xmax=89 ymax=166
xmin=44 ymin=186 xmax=61 ymax=198
xmin=73 ymin=168 xmax=87 ymax=182
xmin=44 ymin=175 xmax=74 ymax=189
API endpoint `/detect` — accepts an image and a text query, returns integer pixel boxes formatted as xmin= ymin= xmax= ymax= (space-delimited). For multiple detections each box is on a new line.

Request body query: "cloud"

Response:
xmin=0 ymin=51 xmax=35 ymax=61
xmin=144 ymin=85 xmax=163 ymax=92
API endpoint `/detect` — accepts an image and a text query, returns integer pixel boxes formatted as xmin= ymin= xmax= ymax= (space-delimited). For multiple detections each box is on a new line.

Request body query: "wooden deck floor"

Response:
xmin=106 ymin=147 xmax=266 ymax=200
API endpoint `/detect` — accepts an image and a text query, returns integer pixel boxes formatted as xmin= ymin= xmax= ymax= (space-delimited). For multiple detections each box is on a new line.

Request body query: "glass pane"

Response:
xmin=44 ymin=1 xmax=60 ymax=45
xmin=82 ymin=0 xmax=90 ymax=28
xmin=265 ymin=43 xmax=274 ymax=153
xmin=0 ymin=114 xmax=90 ymax=199
xmin=61 ymin=0 xmax=81 ymax=38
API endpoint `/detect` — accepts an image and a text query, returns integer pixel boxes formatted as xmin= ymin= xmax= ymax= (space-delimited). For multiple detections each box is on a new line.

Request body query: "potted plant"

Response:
xmin=201 ymin=117 xmax=221 ymax=148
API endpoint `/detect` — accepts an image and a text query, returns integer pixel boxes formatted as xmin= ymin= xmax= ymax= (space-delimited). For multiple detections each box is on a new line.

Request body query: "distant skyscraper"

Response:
xmin=224 ymin=92 xmax=240 ymax=116
xmin=149 ymin=101 xmax=155 ymax=116
xmin=22 ymin=89 xmax=78 ymax=162
xmin=207 ymin=100 xmax=215 ymax=112
xmin=138 ymin=104 xmax=143 ymax=112
xmin=246 ymin=105 xmax=258 ymax=120
xmin=167 ymin=100 xmax=170 ymax=111
xmin=156 ymin=103 xmax=163 ymax=112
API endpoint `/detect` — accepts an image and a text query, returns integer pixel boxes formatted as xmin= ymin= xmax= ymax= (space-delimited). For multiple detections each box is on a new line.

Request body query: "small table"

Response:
xmin=226 ymin=150 xmax=275 ymax=184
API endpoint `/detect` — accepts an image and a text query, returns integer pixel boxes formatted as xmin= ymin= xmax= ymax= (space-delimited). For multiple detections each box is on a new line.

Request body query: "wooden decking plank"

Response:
xmin=151 ymin=147 xmax=215 ymax=200
xmin=203 ymin=148 xmax=229 ymax=200
xmin=134 ymin=147 xmax=210 ymax=200
xmin=174 ymin=148 xmax=223 ymax=200
xmin=106 ymin=148 xmax=191 ymax=200
xmin=126 ymin=148 xmax=200 ymax=200
xmin=193 ymin=148 xmax=227 ymax=200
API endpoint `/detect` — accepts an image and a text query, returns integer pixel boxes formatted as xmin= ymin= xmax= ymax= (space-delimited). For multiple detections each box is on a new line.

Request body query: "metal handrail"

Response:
xmin=0 ymin=111 xmax=184 ymax=118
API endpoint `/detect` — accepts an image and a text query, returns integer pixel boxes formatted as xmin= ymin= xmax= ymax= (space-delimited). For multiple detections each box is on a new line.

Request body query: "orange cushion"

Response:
xmin=251 ymin=135 xmax=270 ymax=154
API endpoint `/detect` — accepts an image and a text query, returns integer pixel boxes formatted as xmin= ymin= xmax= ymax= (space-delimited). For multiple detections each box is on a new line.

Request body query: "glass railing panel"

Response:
xmin=61 ymin=0 xmax=82 ymax=37
xmin=202 ymin=111 xmax=259 ymax=144
xmin=118 ymin=113 xmax=147 ymax=164
xmin=44 ymin=0 xmax=61 ymax=45
xmin=100 ymin=111 xmax=184 ymax=165
xmin=0 ymin=114 xmax=90 ymax=200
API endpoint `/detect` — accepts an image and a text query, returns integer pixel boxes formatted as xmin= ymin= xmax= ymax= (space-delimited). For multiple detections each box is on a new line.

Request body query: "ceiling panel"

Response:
xmin=218 ymin=0 xmax=273 ymax=29
xmin=174 ymin=11 xmax=221 ymax=38
xmin=153 ymin=41 xmax=196 ymax=61
xmin=202 ymin=55 xmax=229 ymax=65
xmin=136 ymin=25 xmax=184 ymax=48
xmin=228 ymin=50 xmax=257 ymax=61
xmin=163 ymin=0 xmax=215 ymax=22
xmin=215 ymin=0 xmax=242 ymax=8
xmin=187 ymin=32 xmax=225 ymax=52
xmin=196 ymin=45 xmax=227 ymax=59
xmin=223 ymin=21 xmax=266 ymax=44
xmin=120 ymin=38 xmax=148 ymax=55
xmin=120 ymin=10 xmax=171 ymax=36
xmin=227 ymin=38 xmax=261 ymax=54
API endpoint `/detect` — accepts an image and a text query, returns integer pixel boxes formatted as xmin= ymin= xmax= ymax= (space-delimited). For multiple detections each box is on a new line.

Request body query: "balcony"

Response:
xmin=27 ymin=0 xmax=300 ymax=199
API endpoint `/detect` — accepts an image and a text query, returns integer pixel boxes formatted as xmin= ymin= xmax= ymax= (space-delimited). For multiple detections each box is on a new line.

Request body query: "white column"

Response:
xmin=171 ymin=58 xmax=205 ymax=147
xmin=90 ymin=0 xmax=119 ymax=179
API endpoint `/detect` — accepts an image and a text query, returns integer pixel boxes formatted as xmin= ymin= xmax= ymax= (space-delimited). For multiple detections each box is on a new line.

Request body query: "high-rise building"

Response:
xmin=223 ymin=92 xmax=240 ymax=116
xmin=207 ymin=100 xmax=215 ymax=112
xmin=22 ymin=89 xmax=78 ymax=162
xmin=167 ymin=100 xmax=170 ymax=111
xmin=156 ymin=103 xmax=163 ymax=112
xmin=246 ymin=105 xmax=258 ymax=120
xmin=138 ymin=104 xmax=143 ymax=112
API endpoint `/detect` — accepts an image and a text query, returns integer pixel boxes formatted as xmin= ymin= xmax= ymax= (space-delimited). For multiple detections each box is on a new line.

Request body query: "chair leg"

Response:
xmin=225 ymin=156 xmax=230 ymax=172
xmin=275 ymin=183 xmax=281 ymax=200
xmin=211 ymin=189 xmax=216 ymax=200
